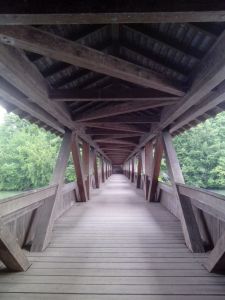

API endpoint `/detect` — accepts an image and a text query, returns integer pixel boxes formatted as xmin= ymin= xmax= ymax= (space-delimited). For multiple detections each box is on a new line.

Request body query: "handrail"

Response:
xmin=62 ymin=182 xmax=77 ymax=194
xmin=0 ymin=184 xmax=57 ymax=219
xmin=177 ymin=183 xmax=225 ymax=222
xmin=158 ymin=182 xmax=173 ymax=194
xmin=158 ymin=181 xmax=225 ymax=222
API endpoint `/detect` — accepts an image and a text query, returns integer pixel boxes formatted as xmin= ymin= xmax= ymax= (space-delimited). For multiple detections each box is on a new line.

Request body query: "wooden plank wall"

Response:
xmin=158 ymin=182 xmax=225 ymax=247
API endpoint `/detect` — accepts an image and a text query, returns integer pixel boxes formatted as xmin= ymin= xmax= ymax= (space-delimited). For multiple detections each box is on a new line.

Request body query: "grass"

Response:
xmin=0 ymin=191 xmax=22 ymax=200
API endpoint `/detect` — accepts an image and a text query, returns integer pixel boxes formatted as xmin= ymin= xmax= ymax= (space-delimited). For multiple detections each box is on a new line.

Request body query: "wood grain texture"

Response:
xmin=31 ymin=131 xmax=72 ymax=251
xmin=0 ymin=26 xmax=184 ymax=95
xmin=71 ymin=134 xmax=87 ymax=202
xmin=0 ymin=219 xmax=30 ymax=272
xmin=1 ymin=174 xmax=225 ymax=298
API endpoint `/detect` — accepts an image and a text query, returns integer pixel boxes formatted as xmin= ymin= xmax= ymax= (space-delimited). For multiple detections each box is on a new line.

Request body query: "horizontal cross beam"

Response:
xmin=50 ymin=88 xmax=180 ymax=102
xmin=1 ymin=2 xmax=225 ymax=24
xmin=73 ymin=100 xmax=176 ymax=122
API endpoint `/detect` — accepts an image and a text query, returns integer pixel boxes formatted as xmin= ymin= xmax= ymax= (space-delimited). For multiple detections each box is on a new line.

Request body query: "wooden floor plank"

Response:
xmin=0 ymin=174 xmax=225 ymax=298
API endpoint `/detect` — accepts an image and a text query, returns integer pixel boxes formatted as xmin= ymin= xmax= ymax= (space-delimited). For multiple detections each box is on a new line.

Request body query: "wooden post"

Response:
xmin=136 ymin=154 xmax=142 ymax=189
xmin=82 ymin=140 xmax=90 ymax=200
xmin=106 ymin=162 xmax=108 ymax=179
xmin=162 ymin=131 xmax=204 ymax=253
xmin=93 ymin=150 xmax=100 ymax=188
xmin=131 ymin=157 xmax=135 ymax=183
xmin=101 ymin=157 xmax=105 ymax=183
xmin=148 ymin=137 xmax=163 ymax=202
xmin=0 ymin=219 xmax=31 ymax=271
xmin=128 ymin=160 xmax=131 ymax=179
xmin=71 ymin=133 xmax=88 ymax=202
xmin=105 ymin=162 xmax=107 ymax=179
xmin=31 ymin=130 xmax=72 ymax=251
xmin=145 ymin=142 xmax=154 ymax=200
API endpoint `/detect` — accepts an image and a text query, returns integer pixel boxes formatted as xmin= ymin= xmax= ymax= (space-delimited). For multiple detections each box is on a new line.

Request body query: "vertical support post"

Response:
xmin=109 ymin=163 xmax=111 ymax=176
xmin=0 ymin=219 xmax=31 ymax=271
xmin=101 ymin=157 xmax=105 ymax=183
xmin=105 ymin=162 xmax=108 ymax=179
xmin=131 ymin=157 xmax=135 ymax=183
xmin=82 ymin=140 xmax=90 ymax=200
xmin=128 ymin=160 xmax=131 ymax=179
xmin=162 ymin=131 xmax=204 ymax=253
xmin=136 ymin=154 xmax=142 ymax=189
xmin=106 ymin=162 xmax=109 ymax=179
xmin=148 ymin=137 xmax=163 ymax=202
xmin=31 ymin=130 xmax=72 ymax=251
xmin=124 ymin=163 xmax=126 ymax=176
xmin=71 ymin=133 xmax=88 ymax=202
xmin=93 ymin=150 xmax=100 ymax=188
xmin=144 ymin=142 xmax=154 ymax=200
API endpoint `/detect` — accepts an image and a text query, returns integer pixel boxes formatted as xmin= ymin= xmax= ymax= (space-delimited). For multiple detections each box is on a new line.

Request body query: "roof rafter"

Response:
xmin=161 ymin=29 xmax=225 ymax=129
xmin=0 ymin=26 xmax=184 ymax=96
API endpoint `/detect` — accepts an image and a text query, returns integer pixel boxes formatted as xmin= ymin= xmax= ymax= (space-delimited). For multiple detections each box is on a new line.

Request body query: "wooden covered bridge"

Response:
xmin=2 ymin=1 xmax=225 ymax=298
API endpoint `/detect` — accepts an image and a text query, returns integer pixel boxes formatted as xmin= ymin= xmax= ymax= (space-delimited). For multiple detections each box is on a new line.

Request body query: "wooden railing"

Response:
xmin=158 ymin=181 xmax=225 ymax=272
xmin=0 ymin=182 xmax=78 ymax=248
xmin=158 ymin=181 xmax=225 ymax=222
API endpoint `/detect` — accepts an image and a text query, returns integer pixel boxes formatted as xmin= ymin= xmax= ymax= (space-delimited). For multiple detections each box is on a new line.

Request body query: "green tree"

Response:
xmin=0 ymin=114 xmax=75 ymax=191
xmin=173 ymin=112 xmax=225 ymax=189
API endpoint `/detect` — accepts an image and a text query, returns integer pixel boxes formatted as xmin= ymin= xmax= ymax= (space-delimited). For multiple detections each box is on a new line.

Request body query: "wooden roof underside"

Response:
xmin=0 ymin=2 xmax=225 ymax=164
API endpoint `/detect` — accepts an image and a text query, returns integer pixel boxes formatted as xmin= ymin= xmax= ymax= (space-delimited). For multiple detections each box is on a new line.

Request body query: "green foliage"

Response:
xmin=2 ymin=110 xmax=225 ymax=191
xmin=159 ymin=157 xmax=170 ymax=184
xmin=0 ymin=114 xmax=75 ymax=191
xmin=65 ymin=154 xmax=76 ymax=183
xmin=172 ymin=112 xmax=225 ymax=189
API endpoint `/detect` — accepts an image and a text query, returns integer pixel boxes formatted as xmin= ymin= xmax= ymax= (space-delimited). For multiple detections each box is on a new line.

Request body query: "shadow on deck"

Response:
xmin=0 ymin=174 xmax=225 ymax=299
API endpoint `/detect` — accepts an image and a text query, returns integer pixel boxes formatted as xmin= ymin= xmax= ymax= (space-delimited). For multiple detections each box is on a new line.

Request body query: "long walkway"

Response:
xmin=1 ymin=175 xmax=225 ymax=299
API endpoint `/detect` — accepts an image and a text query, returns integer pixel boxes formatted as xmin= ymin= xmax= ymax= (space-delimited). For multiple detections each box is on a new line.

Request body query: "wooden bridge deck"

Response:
xmin=1 ymin=174 xmax=225 ymax=299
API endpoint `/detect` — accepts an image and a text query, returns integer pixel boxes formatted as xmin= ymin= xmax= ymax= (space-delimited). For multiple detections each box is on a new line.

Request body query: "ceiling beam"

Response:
xmin=73 ymin=100 xmax=176 ymax=122
xmin=92 ymin=133 xmax=141 ymax=139
xmin=1 ymin=1 xmax=225 ymax=24
xmin=86 ymin=128 xmax=144 ymax=135
xmin=96 ymin=139 xmax=137 ymax=146
xmin=84 ymin=123 xmax=149 ymax=134
xmin=50 ymin=88 xmax=180 ymax=102
xmin=103 ymin=149 xmax=133 ymax=152
xmin=83 ymin=114 xmax=160 ymax=123
xmin=0 ymin=26 xmax=184 ymax=96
